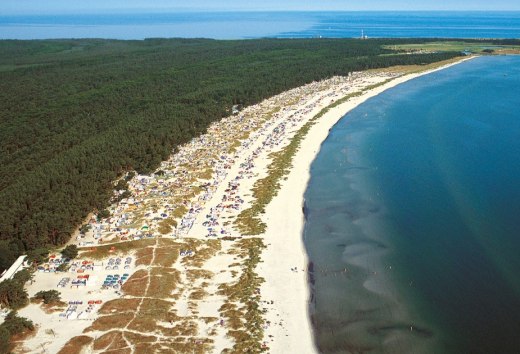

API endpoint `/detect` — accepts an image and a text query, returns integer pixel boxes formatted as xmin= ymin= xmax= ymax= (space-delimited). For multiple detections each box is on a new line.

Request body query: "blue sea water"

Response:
xmin=0 ymin=11 xmax=519 ymax=40
xmin=303 ymin=56 xmax=520 ymax=353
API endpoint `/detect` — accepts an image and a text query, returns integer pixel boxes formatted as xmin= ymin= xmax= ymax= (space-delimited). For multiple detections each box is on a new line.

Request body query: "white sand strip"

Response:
xmin=257 ymin=58 xmax=473 ymax=354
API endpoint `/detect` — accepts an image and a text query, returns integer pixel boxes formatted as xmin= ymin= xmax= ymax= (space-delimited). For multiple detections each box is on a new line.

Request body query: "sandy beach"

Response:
xmin=10 ymin=57 xmax=472 ymax=354
xmin=255 ymin=57 xmax=474 ymax=354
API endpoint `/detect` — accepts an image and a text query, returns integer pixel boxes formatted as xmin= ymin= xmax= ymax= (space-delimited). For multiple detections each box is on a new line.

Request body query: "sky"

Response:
xmin=2 ymin=0 xmax=520 ymax=15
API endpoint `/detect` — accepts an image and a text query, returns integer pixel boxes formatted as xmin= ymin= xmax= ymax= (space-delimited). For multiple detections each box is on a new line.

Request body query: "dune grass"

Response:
xmin=152 ymin=240 xmax=181 ymax=267
xmin=57 ymin=335 xmax=93 ymax=354
xmin=85 ymin=313 xmax=135 ymax=332
xmin=92 ymin=331 xmax=128 ymax=352
xmin=148 ymin=268 xmax=181 ymax=298
xmin=98 ymin=298 xmax=141 ymax=315
xmin=218 ymin=238 xmax=266 ymax=353
xmin=158 ymin=217 xmax=177 ymax=235
xmin=233 ymin=69 xmax=429 ymax=235
xmin=233 ymin=103 xmax=319 ymax=235
xmin=79 ymin=238 xmax=154 ymax=260
xmin=135 ymin=246 xmax=154 ymax=266
xmin=121 ymin=270 xmax=149 ymax=297
xmin=383 ymin=41 xmax=520 ymax=55
xmin=172 ymin=205 xmax=188 ymax=219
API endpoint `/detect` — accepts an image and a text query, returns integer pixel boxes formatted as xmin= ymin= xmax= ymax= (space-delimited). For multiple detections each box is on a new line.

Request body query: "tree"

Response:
xmin=114 ymin=179 xmax=128 ymax=191
xmin=0 ymin=241 xmax=17 ymax=273
xmin=0 ymin=326 xmax=10 ymax=354
xmin=120 ymin=190 xmax=132 ymax=200
xmin=125 ymin=171 xmax=136 ymax=181
xmin=97 ymin=209 xmax=111 ymax=220
xmin=1 ymin=311 xmax=34 ymax=335
xmin=0 ymin=312 xmax=34 ymax=354
xmin=33 ymin=290 xmax=61 ymax=304
xmin=26 ymin=248 xmax=49 ymax=265
xmin=0 ymin=279 xmax=28 ymax=310
xmin=79 ymin=224 xmax=91 ymax=234
xmin=12 ymin=269 xmax=32 ymax=285
xmin=61 ymin=245 xmax=78 ymax=259
xmin=56 ymin=263 xmax=69 ymax=272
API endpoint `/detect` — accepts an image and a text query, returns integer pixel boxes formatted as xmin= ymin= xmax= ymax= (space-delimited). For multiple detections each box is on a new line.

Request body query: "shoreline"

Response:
xmin=258 ymin=56 xmax=474 ymax=353
xmin=10 ymin=57 xmax=474 ymax=353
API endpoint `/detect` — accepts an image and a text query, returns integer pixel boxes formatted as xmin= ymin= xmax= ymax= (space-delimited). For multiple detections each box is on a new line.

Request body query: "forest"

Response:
xmin=0 ymin=37 xmax=495 ymax=271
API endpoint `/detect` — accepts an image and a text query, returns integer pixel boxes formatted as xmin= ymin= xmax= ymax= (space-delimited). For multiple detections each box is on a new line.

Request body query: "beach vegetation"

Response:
xmin=85 ymin=313 xmax=135 ymax=332
xmin=0 ymin=270 xmax=32 ymax=310
xmin=147 ymin=268 xmax=181 ymax=298
xmin=0 ymin=327 xmax=10 ymax=354
xmin=171 ymin=205 xmax=189 ymax=219
xmin=33 ymin=290 xmax=61 ymax=304
xmin=0 ymin=311 xmax=34 ymax=353
xmin=234 ymin=74 xmax=405 ymax=235
xmin=158 ymin=217 xmax=177 ymax=234
xmin=60 ymin=245 xmax=78 ymax=259
xmin=79 ymin=224 xmax=91 ymax=234
xmin=80 ymin=238 xmax=154 ymax=260
xmin=25 ymin=248 xmax=49 ymax=265
xmin=153 ymin=239 xmax=181 ymax=264
xmin=218 ymin=238 xmax=266 ymax=353
xmin=134 ymin=246 xmax=154 ymax=266
xmin=96 ymin=209 xmax=111 ymax=220
xmin=56 ymin=336 xmax=94 ymax=354
xmin=197 ymin=168 xmax=214 ymax=180
xmin=98 ymin=298 xmax=141 ymax=315
xmin=56 ymin=263 xmax=69 ymax=272
xmin=92 ymin=330 xmax=128 ymax=350
xmin=0 ymin=240 xmax=24 ymax=272
xmin=383 ymin=40 xmax=520 ymax=55
xmin=1 ymin=312 xmax=34 ymax=333
xmin=121 ymin=270 xmax=149 ymax=297
xmin=114 ymin=179 xmax=129 ymax=191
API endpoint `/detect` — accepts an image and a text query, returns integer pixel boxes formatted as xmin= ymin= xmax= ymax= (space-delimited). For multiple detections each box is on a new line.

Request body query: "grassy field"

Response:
xmin=384 ymin=40 xmax=520 ymax=54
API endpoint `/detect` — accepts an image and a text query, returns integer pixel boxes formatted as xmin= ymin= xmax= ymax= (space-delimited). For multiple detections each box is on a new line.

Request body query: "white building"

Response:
xmin=0 ymin=255 xmax=27 ymax=283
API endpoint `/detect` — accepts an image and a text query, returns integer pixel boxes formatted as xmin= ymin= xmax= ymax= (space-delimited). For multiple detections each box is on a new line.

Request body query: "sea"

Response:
xmin=0 ymin=11 xmax=520 ymax=40
xmin=303 ymin=55 xmax=520 ymax=353
xmin=3 ymin=11 xmax=520 ymax=354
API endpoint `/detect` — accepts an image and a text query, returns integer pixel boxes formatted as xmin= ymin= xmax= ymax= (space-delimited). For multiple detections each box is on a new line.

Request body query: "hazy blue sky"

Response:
xmin=3 ymin=0 xmax=520 ymax=15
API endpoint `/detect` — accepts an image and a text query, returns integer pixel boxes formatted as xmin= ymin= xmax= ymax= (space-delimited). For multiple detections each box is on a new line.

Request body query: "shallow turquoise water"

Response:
xmin=303 ymin=56 xmax=520 ymax=353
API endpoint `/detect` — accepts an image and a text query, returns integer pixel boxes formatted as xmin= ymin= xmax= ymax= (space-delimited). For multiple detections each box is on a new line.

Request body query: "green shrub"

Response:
xmin=61 ymin=245 xmax=78 ymax=259
xmin=34 ymin=290 xmax=61 ymax=304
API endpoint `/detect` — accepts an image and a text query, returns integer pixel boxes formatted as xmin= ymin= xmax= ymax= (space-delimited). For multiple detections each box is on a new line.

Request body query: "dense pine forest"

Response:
xmin=0 ymin=37 xmax=467 ymax=270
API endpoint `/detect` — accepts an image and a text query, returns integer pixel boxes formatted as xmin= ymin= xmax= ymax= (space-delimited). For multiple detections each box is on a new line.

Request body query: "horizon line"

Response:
xmin=3 ymin=9 xmax=520 ymax=16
